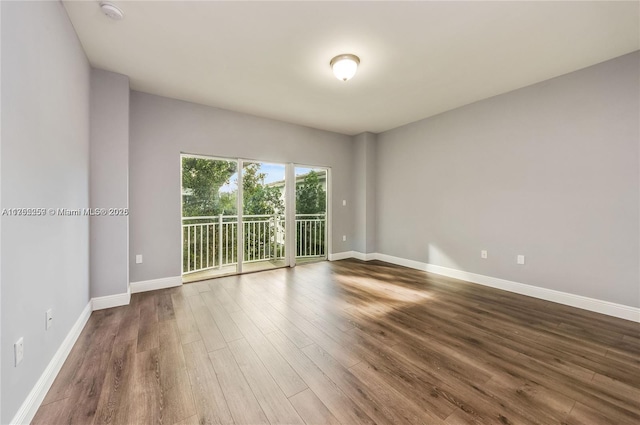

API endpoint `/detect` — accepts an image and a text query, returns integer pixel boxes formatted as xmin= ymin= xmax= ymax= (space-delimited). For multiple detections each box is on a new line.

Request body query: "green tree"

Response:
xmin=181 ymin=157 xmax=237 ymax=217
xmin=240 ymin=163 xmax=285 ymax=260
xmin=295 ymin=171 xmax=326 ymax=257
xmin=296 ymin=171 xmax=326 ymax=214
xmin=242 ymin=163 xmax=284 ymax=215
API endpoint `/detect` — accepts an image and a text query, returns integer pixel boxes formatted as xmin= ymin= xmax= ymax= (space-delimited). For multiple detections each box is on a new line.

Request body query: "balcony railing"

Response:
xmin=295 ymin=214 xmax=325 ymax=258
xmin=182 ymin=213 xmax=326 ymax=274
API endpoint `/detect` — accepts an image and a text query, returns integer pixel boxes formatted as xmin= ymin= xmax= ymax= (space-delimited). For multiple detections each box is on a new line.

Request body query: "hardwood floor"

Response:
xmin=33 ymin=259 xmax=640 ymax=425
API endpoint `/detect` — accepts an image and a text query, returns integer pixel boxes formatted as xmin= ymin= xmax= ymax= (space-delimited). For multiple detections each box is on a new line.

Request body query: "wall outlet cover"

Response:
xmin=46 ymin=308 xmax=53 ymax=330
xmin=15 ymin=337 xmax=24 ymax=366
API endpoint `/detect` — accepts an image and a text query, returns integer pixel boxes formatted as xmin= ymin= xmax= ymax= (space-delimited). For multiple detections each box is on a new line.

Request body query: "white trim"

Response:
xmin=328 ymin=251 xmax=356 ymax=261
xmin=10 ymin=302 xmax=92 ymax=425
xmin=350 ymin=251 xmax=366 ymax=261
xmin=373 ymin=253 xmax=429 ymax=271
xmin=91 ymin=290 xmax=131 ymax=311
xmin=343 ymin=252 xmax=640 ymax=323
xmin=350 ymin=251 xmax=377 ymax=262
xmin=325 ymin=167 xmax=332 ymax=266
xmin=286 ymin=163 xmax=296 ymax=268
xmin=129 ymin=276 xmax=182 ymax=294
xmin=237 ymin=159 xmax=245 ymax=274
xmin=328 ymin=251 xmax=374 ymax=262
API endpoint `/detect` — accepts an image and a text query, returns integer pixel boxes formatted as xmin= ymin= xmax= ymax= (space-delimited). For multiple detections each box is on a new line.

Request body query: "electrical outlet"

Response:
xmin=517 ymin=255 xmax=525 ymax=265
xmin=342 ymin=235 xmax=346 ymax=242
xmin=15 ymin=337 xmax=24 ymax=366
xmin=481 ymin=250 xmax=488 ymax=259
xmin=46 ymin=309 xmax=53 ymax=330
xmin=342 ymin=200 xmax=347 ymax=206
xmin=136 ymin=254 xmax=143 ymax=264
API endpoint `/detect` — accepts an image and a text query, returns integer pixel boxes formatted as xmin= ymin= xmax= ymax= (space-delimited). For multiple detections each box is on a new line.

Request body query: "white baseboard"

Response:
xmin=91 ymin=289 xmax=131 ymax=311
xmin=345 ymin=252 xmax=640 ymax=323
xmin=350 ymin=251 xmax=377 ymax=261
xmin=11 ymin=302 xmax=92 ymax=425
xmin=10 ymin=275 xmax=180 ymax=424
xmin=329 ymin=251 xmax=378 ymax=261
xmin=328 ymin=251 xmax=356 ymax=261
xmin=130 ymin=276 xmax=182 ymax=294
xmin=373 ymin=253 xmax=428 ymax=271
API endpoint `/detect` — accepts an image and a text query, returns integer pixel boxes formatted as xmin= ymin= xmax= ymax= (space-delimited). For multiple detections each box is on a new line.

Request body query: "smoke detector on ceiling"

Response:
xmin=99 ymin=2 xmax=124 ymax=20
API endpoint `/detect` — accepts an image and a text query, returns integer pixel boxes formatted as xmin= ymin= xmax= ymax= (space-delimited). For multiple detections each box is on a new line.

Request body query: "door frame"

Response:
xmin=180 ymin=153 xmax=331 ymax=277
xmin=236 ymin=158 xmax=293 ymax=274
xmin=290 ymin=164 xmax=331 ymax=267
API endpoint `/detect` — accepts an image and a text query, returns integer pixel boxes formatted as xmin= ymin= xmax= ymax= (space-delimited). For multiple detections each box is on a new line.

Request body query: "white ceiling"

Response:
xmin=63 ymin=1 xmax=639 ymax=136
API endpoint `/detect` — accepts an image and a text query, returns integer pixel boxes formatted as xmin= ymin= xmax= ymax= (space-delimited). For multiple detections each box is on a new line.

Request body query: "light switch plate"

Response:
xmin=15 ymin=337 xmax=24 ymax=366
xmin=46 ymin=309 xmax=53 ymax=330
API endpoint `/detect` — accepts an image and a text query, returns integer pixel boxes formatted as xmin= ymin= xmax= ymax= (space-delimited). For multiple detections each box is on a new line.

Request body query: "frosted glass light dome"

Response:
xmin=330 ymin=54 xmax=360 ymax=81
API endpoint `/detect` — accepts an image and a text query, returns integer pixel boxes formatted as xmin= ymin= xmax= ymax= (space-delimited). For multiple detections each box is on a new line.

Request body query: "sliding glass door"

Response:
xmin=181 ymin=155 xmax=328 ymax=281
xmin=294 ymin=166 xmax=328 ymax=264
xmin=241 ymin=161 xmax=286 ymax=273
xmin=182 ymin=156 xmax=240 ymax=280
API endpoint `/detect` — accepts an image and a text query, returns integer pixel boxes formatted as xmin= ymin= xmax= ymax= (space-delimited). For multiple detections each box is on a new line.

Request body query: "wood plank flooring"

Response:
xmin=33 ymin=259 xmax=640 ymax=425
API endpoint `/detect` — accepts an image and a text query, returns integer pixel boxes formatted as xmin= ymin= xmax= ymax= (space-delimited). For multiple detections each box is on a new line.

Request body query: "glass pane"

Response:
xmin=242 ymin=161 xmax=286 ymax=272
xmin=295 ymin=167 xmax=327 ymax=262
xmin=181 ymin=156 xmax=239 ymax=281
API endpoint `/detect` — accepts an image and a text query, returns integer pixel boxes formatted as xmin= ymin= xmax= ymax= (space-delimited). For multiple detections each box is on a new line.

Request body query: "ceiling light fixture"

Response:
xmin=99 ymin=2 xmax=124 ymax=20
xmin=330 ymin=54 xmax=360 ymax=82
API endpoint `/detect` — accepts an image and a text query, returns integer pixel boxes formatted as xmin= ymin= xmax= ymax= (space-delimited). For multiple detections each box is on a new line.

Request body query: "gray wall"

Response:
xmin=129 ymin=92 xmax=354 ymax=283
xmin=376 ymin=52 xmax=639 ymax=307
xmin=1 ymin=1 xmax=91 ymax=422
xmin=353 ymin=132 xmax=377 ymax=254
xmin=90 ymin=69 xmax=130 ymax=298
xmin=0 ymin=3 xmax=3 ymax=421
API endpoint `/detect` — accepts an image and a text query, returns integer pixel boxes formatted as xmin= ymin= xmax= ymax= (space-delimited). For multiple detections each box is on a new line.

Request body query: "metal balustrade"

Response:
xmin=295 ymin=214 xmax=326 ymax=259
xmin=182 ymin=213 xmax=326 ymax=274
xmin=243 ymin=215 xmax=285 ymax=263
